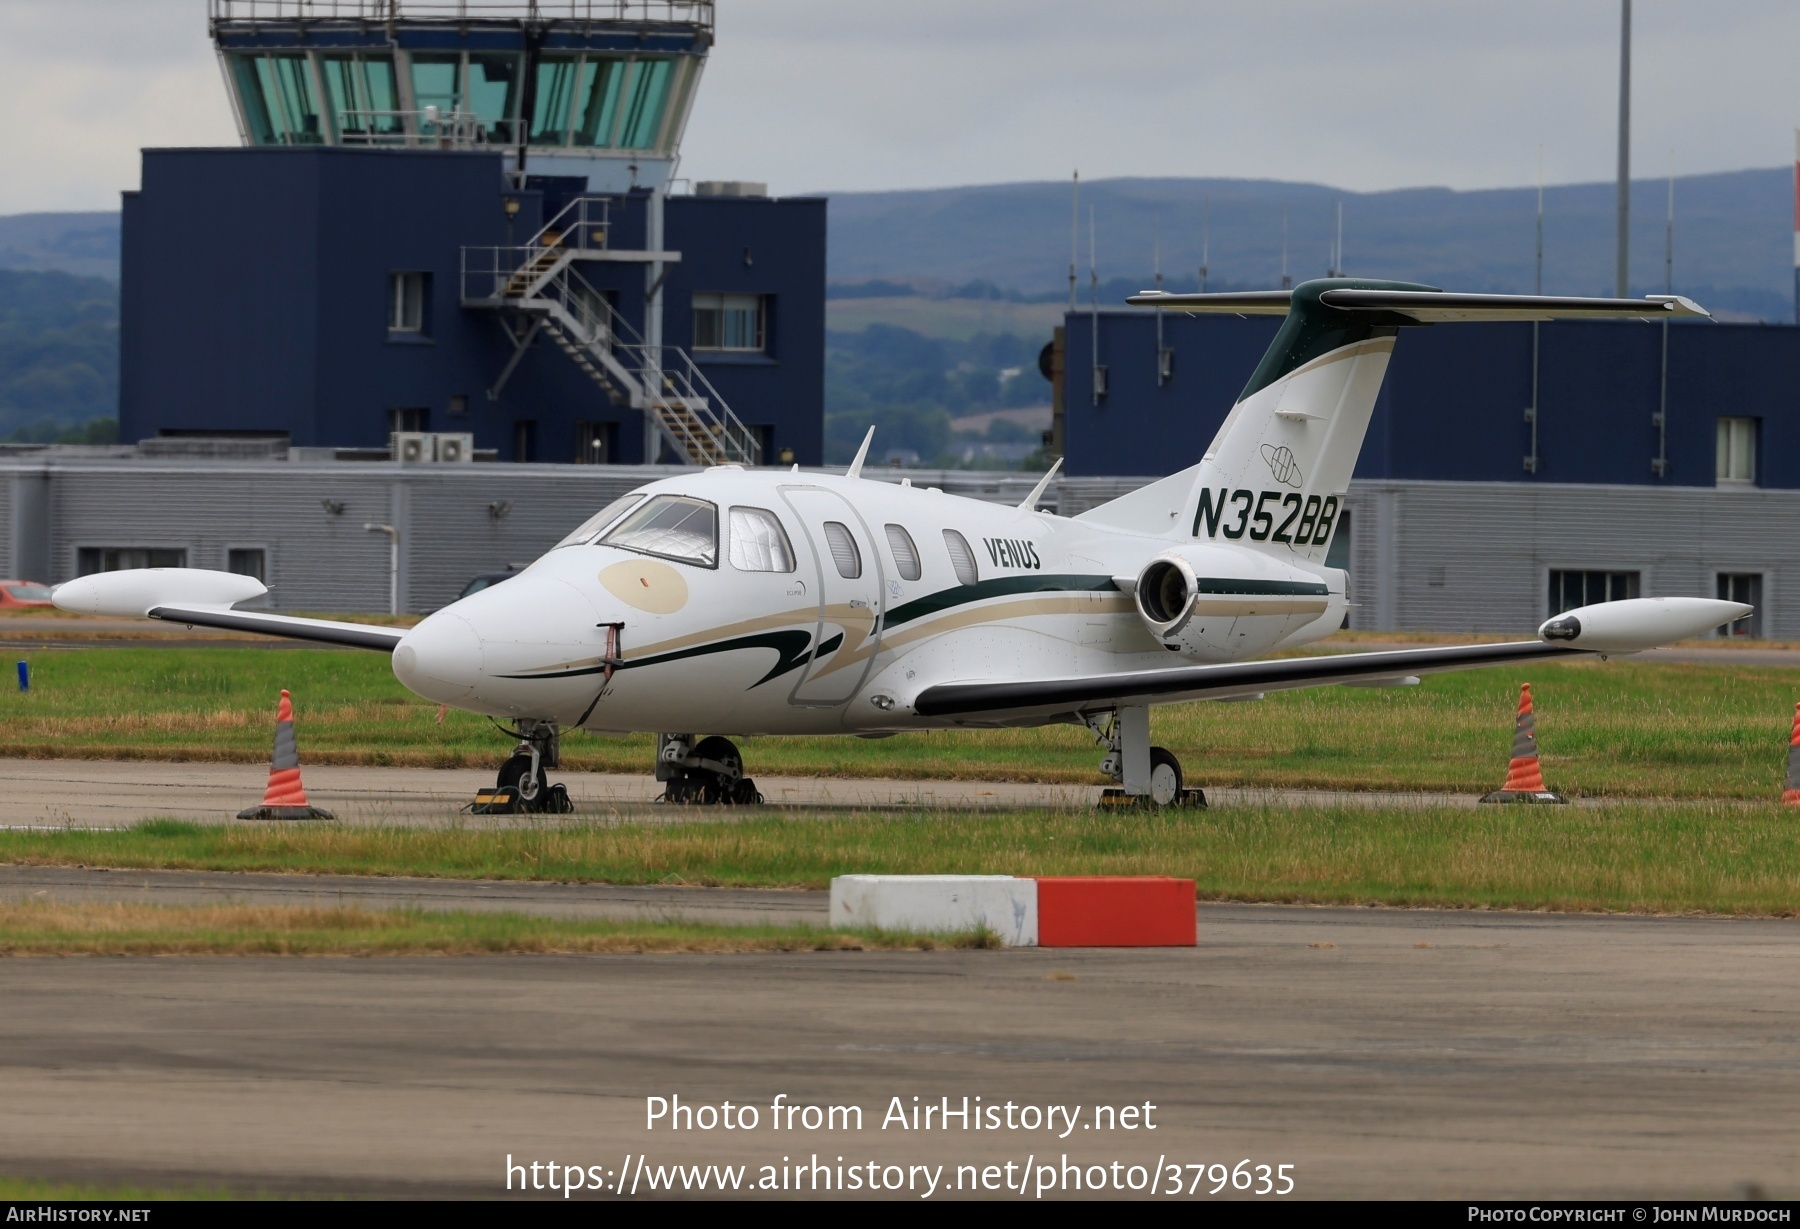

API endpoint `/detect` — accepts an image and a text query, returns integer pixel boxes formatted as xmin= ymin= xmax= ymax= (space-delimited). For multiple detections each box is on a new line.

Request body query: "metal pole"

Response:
xmin=1089 ymin=206 xmax=1100 ymax=405
xmin=1615 ymin=0 xmax=1631 ymax=298
xmin=1199 ymin=196 xmax=1209 ymax=292
xmin=1654 ymin=157 xmax=1672 ymax=478
xmin=1527 ymin=147 xmax=1542 ymax=475
xmin=1068 ymin=170 xmax=1079 ymax=314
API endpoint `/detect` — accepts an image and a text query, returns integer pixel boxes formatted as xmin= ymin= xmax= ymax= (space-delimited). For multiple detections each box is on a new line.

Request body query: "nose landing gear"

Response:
xmin=1088 ymin=708 xmax=1206 ymax=810
xmin=471 ymin=720 xmax=574 ymax=814
xmin=656 ymin=734 xmax=764 ymax=805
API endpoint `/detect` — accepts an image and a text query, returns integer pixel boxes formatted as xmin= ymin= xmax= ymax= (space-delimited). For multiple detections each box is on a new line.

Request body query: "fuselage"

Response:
xmin=390 ymin=465 xmax=1348 ymax=736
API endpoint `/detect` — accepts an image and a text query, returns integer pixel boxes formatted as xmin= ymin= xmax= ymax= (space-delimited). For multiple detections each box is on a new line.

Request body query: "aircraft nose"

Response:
xmin=392 ymin=611 xmax=482 ymax=702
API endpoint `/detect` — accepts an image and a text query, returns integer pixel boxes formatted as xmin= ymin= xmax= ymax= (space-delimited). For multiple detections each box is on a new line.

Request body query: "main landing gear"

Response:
xmin=1089 ymin=707 xmax=1206 ymax=809
xmin=656 ymin=734 xmax=764 ymax=805
xmin=471 ymin=720 xmax=574 ymax=814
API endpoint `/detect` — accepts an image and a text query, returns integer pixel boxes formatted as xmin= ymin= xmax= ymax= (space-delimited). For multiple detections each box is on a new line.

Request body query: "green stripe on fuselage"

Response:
xmin=881 ymin=574 xmax=1118 ymax=630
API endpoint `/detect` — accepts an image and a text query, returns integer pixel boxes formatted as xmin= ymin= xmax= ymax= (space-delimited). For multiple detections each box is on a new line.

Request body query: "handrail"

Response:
xmin=526 ymin=195 xmax=611 ymax=252
xmin=337 ymin=108 xmax=489 ymax=148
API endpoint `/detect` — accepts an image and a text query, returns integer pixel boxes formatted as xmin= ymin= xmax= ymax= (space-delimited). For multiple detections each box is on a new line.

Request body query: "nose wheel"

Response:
xmin=470 ymin=721 xmax=573 ymax=814
xmin=656 ymin=734 xmax=763 ymax=805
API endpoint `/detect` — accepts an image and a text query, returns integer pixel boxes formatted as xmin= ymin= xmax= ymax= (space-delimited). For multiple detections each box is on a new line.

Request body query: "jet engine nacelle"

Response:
xmin=1133 ymin=545 xmax=1345 ymax=660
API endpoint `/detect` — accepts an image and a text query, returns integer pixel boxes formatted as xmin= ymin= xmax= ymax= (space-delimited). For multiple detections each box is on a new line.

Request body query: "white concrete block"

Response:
xmin=829 ymin=875 xmax=1039 ymax=946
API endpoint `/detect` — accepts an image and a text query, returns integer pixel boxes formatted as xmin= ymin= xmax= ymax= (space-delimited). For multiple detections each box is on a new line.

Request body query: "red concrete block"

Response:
xmin=1034 ymin=877 xmax=1197 ymax=948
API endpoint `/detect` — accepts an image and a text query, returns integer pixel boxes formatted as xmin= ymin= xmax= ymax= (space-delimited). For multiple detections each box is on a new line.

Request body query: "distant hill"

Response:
xmin=0 ymin=269 xmax=118 ymax=438
xmin=0 ymin=213 xmax=121 ymax=283
xmin=825 ymin=169 xmax=1796 ymax=322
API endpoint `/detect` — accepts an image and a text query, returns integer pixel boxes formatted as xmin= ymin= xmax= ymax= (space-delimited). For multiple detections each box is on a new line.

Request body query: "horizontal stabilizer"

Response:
xmin=1128 ymin=287 xmax=1710 ymax=322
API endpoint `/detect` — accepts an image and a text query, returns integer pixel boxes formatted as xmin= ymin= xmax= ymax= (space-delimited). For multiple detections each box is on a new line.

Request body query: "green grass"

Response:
xmin=1 ymin=647 xmax=1795 ymax=798
xmin=8 ymin=807 xmax=1800 ymax=916
xmin=0 ymin=898 xmax=994 ymax=956
xmin=0 ymin=1175 xmax=240 ymax=1200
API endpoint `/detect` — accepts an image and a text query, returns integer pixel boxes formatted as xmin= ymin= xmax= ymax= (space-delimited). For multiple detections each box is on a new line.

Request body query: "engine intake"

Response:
xmin=1135 ymin=556 xmax=1197 ymax=635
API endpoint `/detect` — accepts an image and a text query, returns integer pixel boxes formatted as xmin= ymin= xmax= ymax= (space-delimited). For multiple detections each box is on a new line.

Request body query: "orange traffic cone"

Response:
xmin=237 ymin=690 xmax=334 ymax=820
xmin=1479 ymin=683 xmax=1567 ymax=804
xmin=1783 ymin=702 xmax=1800 ymax=808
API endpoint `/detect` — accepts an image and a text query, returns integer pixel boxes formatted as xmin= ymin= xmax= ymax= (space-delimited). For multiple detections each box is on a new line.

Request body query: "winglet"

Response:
xmin=1018 ymin=456 xmax=1063 ymax=510
xmin=845 ymin=425 xmax=876 ymax=479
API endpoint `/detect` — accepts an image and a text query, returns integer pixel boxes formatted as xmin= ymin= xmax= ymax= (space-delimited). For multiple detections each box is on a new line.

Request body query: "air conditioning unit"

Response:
xmin=433 ymin=432 xmax=475 ymax=463
xmin=390 ymin=431 xmax=430 ymax=463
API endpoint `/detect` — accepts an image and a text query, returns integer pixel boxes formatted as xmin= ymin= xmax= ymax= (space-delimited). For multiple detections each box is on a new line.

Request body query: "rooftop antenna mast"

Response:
xmin=1653 ymin=152 xmax=1673 ymax=478
xmin=1068 ymin=170 xmax=1080 ymax=313
xmin=1616 ymin=0 xmax=1632 ymax=297
xmin=1280 ymin=208 xmax=1292 ymax=290
xmin=1526 ymin=146 xmax=1543 ymax=475
xmin=1089 ymin=205 xmax=1104 ymax=405
xmin=1198 ymin=196 xmax=1210 ymax=292
xmin=1153 ymin=212 xmax=1172 ymax=385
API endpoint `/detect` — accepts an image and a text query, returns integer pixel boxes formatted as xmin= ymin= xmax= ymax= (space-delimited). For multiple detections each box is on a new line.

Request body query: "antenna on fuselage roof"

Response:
xmin=1018 ymin=456 xmax=1063 ymax=511
xmin=844 ymin=425 xmax=876 ymax=479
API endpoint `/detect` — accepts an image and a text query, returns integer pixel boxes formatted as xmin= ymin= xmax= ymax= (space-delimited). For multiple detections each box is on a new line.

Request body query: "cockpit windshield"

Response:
xmin=599 ymin=495 xmax=718 ymax=567
xmin=551 ymin=493 xmax=645 ymax=550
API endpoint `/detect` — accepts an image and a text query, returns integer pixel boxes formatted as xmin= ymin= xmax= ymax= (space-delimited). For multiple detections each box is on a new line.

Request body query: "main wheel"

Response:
xmin=689 ymin=736 xmax=743 ymax=781
xmin=1148 ymin=747 xmax=1183 ymax=806
xmin=497 ymin=753 xmax=546 ymax=804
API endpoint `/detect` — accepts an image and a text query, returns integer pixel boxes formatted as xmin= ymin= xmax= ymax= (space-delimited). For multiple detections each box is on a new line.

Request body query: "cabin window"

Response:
xmin=885 ymin=524 xmax=921 ymax=581
xmin=728 ymin=507 xmax=796 ymax=573
xmin=601 ymin=494 xmax=717 ymax=567
xmin=822 ymin=522 xmax=861 ymax=579
xmin=552 ymin=494 xmax=644 ymax=549
xmin=942 ymin=529 xmax=979 ymax=586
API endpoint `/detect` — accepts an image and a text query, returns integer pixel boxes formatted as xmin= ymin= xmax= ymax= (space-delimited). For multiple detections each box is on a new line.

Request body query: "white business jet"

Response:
xmin=55 ymin=280 xmax=1747 ymax=808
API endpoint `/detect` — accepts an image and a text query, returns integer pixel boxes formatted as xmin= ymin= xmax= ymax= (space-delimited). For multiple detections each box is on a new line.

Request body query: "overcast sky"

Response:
xmin=2 ymin=0 xmax=1797 ymax=213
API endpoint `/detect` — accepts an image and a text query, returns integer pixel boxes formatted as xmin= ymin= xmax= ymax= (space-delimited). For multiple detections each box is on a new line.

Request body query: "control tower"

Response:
xmin=209 ymin=0 xmax=711 ymax=193
xmin=120 ymin=2 xmax=823 ymax=467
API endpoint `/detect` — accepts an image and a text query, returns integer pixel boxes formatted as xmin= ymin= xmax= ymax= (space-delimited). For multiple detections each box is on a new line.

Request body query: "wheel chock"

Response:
xmin=1097 ymin=787 xmax=1207 ymax=810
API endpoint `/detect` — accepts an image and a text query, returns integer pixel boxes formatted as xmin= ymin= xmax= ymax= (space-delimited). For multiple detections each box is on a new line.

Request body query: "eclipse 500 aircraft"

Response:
xmin=55 ymin=279 xmax=1748 ymax=808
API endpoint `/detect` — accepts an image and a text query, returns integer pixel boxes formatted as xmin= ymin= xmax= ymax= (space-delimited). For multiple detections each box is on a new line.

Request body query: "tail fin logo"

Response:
xmin=1261 ymin=444 xmax=1304 ymax=487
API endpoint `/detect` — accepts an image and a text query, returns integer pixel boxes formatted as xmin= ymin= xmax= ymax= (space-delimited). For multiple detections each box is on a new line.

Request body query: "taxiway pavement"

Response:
xmin=0 ymin=899 xmax=1795 ymax=1199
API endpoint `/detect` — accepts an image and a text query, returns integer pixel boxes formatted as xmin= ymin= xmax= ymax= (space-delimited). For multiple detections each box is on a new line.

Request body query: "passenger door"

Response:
xmin=780 ymin=487 xmax=884 ymax=706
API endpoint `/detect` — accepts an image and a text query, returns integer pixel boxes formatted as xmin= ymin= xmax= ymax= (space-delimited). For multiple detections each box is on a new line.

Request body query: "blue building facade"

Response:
xmin=1062 ymin=311 xmax=1799 ymax=488
xmin=119 ymin=147 xmax=824 ymax=463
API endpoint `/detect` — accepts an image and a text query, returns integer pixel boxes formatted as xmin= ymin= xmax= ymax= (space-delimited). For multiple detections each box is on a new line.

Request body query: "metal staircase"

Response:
xmin=462 ymin=198 xmax=761 ymax=466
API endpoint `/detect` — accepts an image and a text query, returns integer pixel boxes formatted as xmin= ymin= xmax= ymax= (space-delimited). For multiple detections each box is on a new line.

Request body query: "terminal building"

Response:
xmin=120 ymin=0 xmax=824 ymax=467
xmin=1053 ymin=309 xmax=1800 ymax=638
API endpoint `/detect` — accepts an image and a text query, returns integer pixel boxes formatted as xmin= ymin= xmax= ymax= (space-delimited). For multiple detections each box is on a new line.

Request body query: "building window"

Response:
xmin=693 ymin=293 xmax=765 ymax=352
xmin=389 ymin=272 xmax=428 ymax=333
xmin=1716 ymin=417 xmax=1757 ymax=485
xmin=447 ymin=394 xmax=469 ymax=419
xmin=575 ymin=421 xmax=616 ymax=464
xmin=1548 ymin=569 xmax=1640 ymax=618
xmin=76 ymin=548 xmax=186 ymax=576
xmin=514 ymin=420 xmax=537 ymax=463
xmin=227 ymin=549 xmax=267 ymax=584
xmin=388 ymin=408 xmax=427 ymax=435
xmin=1716 ymin=573 xmax=1763 ymax=638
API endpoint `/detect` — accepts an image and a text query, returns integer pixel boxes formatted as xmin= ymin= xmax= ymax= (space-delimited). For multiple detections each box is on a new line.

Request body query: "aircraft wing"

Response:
xmin=912 ymin=640 xmax=1588 ymax=722
xmin=51 ymin=568 xmax=404 ymax=652
xmin=145 ymin=606 xmax=404 ymax=651
xmin=1127 ymin=288 xmax=1710 ymax=322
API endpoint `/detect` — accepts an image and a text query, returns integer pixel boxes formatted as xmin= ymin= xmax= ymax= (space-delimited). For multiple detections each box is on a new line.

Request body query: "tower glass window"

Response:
xmin=1717 ymin=417 xmax=1757 ymax=485
xmin=467 ymin=54 xmax=521 ymax=143
xmin=693 ymin=294 xmax=765 ymax=352
xmin=322 ymin=55 xmax=401 ymax=141
xmin=232 ymin=54 xmax=322 ymax=145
